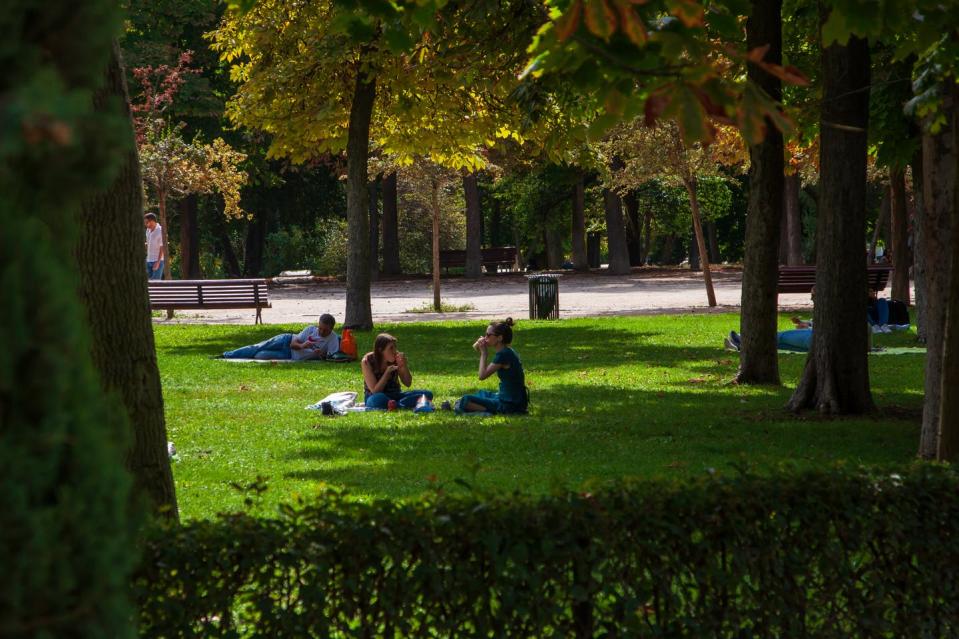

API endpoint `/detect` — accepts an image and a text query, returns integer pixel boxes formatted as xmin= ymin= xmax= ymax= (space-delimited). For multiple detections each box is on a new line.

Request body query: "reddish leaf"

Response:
xmin=615 ymin=2 xmax=648 ymax=46
xmin=746 ymin=44 xmax=770 ymax=63
xmin=754 ymin=61 xmax=811 ymax=86
xmin=644 ymin=92 xmax=670 ymax=126
xmin=669 ymin=0 xmax=704 ymax=28
xmin=584 ymin=0 xmax=617 ymax=41
xmin=555 ymin=0 xmax=583 ymax=42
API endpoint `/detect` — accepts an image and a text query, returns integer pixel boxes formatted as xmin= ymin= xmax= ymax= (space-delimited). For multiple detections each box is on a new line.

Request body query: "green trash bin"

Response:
xmin=528 ymin=275 xmax=560 ymax=320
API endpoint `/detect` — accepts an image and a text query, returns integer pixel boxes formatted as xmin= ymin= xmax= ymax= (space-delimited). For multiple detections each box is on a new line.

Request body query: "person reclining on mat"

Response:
xmin=361 ymin=333 xmax=433 ymax=410
xmin=725 ymin=288 xmax=814 ymax=353
xmin=222 ymin=313 xmax=339 ymax=360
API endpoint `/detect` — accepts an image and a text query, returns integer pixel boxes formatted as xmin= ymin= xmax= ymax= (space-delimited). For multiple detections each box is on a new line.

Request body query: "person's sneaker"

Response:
xmin=453 ymin=398 xmax=466 ymax=414
xmin=729 ymin=330 xmax=742 ymax=348
xmin=724 ymin=337 xmax=740 ymax=352
xmin=440 ymin=400 xmax=452 ymax=411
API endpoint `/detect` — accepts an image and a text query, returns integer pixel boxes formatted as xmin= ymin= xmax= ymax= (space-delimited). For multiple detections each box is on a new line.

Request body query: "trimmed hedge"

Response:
xmin=136 ymin=466 xmax=959 ymax=637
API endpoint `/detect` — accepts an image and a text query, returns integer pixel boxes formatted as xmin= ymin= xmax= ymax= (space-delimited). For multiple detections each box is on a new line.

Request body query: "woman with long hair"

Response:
xmin=455 ymin=318 xmax=528 ymax=415
xmin=361 ymin=333 xmax=433 ymax=410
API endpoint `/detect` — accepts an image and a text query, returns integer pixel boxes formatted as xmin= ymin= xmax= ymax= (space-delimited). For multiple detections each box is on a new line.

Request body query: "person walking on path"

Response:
xmin=144 ymin=213 xmax=165 ymax=280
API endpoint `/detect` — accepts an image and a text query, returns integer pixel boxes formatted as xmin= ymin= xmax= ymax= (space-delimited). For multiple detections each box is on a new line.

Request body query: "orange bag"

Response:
xmin=340 ymin=328 xmax=357 ymax=360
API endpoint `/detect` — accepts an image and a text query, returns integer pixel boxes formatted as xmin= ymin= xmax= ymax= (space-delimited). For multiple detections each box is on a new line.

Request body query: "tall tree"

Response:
xmin=79 ymin=42 xmax=178 ymax=517
xmin=737 ymin=0 xmax=785 ymax=384
xmin=787 ymin=31 xmax=872 ymax=414
xmin=381 ymin=171 xmax=402 ymax=275
xmin=369 ymin=178 xmax=380 ymax=281
xmin=571 ymin=171 xmax=588 ymax=270
xmin=603 ymin=183 xmax=632 ymax=275
xmin=889 ymin=167 xmax=911 ymax=302
xmin=464 ymin=172 xmax=483 ymax=277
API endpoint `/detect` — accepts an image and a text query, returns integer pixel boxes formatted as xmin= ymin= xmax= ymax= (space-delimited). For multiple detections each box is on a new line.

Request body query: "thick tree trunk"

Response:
xmin=641 ymin=210 xmax=653 ymax=265
xmin=546 ymin=228 xmax=564 ymax=269
xmin=737 ymin=0 xmax=784 ymax=383
xmin=918 ymin=99 xmax=956 ymax=457
xmin=369 ymin=179 xmax=379 ymax=282
xmin=787 ymin=33 xmax=872 ymax=414
xmin=490 ymin=197 xmax=502 ymax=249
xmin=215 ymin=212 xmax=242 ymax=278
xmin=603 ymin=188 xmax=631 ymax=275
xmin=624 ymin=191 xmax=642 ymax=266
xmin=783 ymin=173 xmax=803 ymax=265
xmin=78 ymin=41 xmax=177 ymax=518
xmin=689 ymin=228 xmax=701 ymax=271
xmin=571 ymin=174 xmax=588 ymax=271
xmin=890 ymin=167 xmax=911 ymax=302
xmin=381 ymin=171 xmax=401 ymax=275
xmin=661 ymin=233 xmax=677 ymax=265
xmin=179 ymin=194 xmax=201 ymax=279
xmin=157 ymin=193 xmax=172 ymax=281
xmin=707 ymin=221 xmax=721 ymax=263
xmin=938 ymin=87 xmax=959 ymax=460
xmin=869 ymin=189 xmax=889 ymax=262
xmin=685 ymin=179 xmax=717 ymax=306
xmin=344 ymin=68 xmax=376 ymax=329
xmin=464 ymin=172 xmax=483 ymax=278
xmin=431 ymin=178 xmax=442 ymax=311
xmin=242 ymin=204 xmax=265 ymax=278
xmin=912 ymin=150 xmax=927 ymax=341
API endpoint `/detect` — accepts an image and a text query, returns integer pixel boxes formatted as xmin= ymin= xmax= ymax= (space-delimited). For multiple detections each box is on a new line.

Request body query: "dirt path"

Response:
xmin=157 ymin=267 xmax=818 ymax=325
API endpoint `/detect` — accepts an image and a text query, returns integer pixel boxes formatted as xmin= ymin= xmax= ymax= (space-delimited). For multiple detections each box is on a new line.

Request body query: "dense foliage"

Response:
xmin=1 ymin=1 xmax=137 ymax=635
xmin=136 ymin=465 xmax=959 ymax=637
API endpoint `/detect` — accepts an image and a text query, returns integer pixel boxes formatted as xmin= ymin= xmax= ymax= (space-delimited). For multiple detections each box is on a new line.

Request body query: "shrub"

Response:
xmin=135 ymin=466 xmax=959 ymax=638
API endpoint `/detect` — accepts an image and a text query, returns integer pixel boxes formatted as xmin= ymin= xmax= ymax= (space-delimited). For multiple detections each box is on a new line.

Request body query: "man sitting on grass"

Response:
xmin=222 ymin=313 xmax=339 ymax=360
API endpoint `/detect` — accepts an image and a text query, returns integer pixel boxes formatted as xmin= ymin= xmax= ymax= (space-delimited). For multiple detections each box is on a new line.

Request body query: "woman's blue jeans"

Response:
xmin=458 ymin=390 xmax=527 ymax=415
xmin=223 ymin=333 xmax=293 ymax=359
xmin=777 ymin=328 xmax=812 ymax=352
xmin=365 ymin=390 xmax=433 ymax=410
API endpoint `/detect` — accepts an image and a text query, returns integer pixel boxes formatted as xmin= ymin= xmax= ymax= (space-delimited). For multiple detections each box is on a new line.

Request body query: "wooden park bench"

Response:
xmin=148 ymin=279 xmax=271 ymax=324
xmin=439 ymin=246 xmax=518 ymax=274
xmin=777 ymin=265 xmax=892 ymax=294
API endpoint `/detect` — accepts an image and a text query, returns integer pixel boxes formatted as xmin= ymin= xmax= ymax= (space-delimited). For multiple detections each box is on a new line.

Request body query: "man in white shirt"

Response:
xmin=222 ymin=314 xmax=340 ymax=360
xmin=144 ymin=213 xmax=165 ymax=280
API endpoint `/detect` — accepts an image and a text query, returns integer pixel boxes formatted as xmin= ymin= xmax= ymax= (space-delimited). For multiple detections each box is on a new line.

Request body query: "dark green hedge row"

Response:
xmin=135 ymin=466 xmax=959 ymax=638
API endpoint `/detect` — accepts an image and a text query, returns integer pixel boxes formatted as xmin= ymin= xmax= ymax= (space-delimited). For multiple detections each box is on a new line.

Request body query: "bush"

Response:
xmin=135 ymin=466 xmax=959 ymax=638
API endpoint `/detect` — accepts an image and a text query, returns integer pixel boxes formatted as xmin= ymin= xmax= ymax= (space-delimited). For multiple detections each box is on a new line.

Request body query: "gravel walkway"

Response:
xmin=156 ymin=267 xmax=818 ymax=325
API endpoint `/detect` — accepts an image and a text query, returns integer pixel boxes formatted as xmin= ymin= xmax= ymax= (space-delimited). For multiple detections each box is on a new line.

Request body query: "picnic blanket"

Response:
xmin=306 ymin=391 xmax=365 ymax=414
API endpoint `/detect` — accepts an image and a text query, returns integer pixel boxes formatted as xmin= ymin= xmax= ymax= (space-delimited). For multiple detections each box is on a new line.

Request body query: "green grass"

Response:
xmin=156 ymin=314 xmax=925 ymax=520
xmin=404 ymin=300 xmax=477 ymax=313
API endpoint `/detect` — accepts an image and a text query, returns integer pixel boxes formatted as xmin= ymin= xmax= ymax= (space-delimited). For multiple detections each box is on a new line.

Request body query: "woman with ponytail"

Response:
xmin=455 ymin=318 xmax=528 ymax=415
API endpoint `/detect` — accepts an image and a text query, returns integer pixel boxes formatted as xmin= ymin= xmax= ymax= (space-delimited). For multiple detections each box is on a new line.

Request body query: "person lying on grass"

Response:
xmin=361 ymin=333 xmax=433 ymax=410
xmin=455 ymin=318 xmax=528 ymax=415
xmin=222 ymin=313 xmax=339 ymax=360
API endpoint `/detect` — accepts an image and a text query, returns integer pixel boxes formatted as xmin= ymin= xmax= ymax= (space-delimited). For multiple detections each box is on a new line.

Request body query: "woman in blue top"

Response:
xmin=455 ymin=318 xmax=528 ymax=415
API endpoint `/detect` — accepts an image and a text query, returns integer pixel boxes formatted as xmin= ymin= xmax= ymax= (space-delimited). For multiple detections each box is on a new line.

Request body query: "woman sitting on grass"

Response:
xmin=361 ymin=333 xmax=433 ymax=410
xmin=455 ymin=318 xmax=528 ymax=415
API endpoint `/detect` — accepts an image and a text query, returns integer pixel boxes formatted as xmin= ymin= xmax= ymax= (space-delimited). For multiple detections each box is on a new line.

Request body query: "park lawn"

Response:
xmin=155 ymin=314 xmax=925 ymax=520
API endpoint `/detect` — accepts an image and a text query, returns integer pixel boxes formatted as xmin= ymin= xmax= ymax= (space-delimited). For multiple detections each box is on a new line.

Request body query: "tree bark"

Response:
xmin=381 ymin=171 xmax=401 ymax=276
xmin=546 ymin=228 xmax=564 ymax=269
xmin=624 ymin=190 xmax=642 ymax=266
xmin=912 ymin=149 xmax=927 ymax=341
xmin=430 ymin=178 xmax=442 ymax=311
xmin=641 ymin=210 xmax=653 ymax=265
xmin=707 ymin=221 xmax=721 ymax=263
xmin=685 ymin=179 xmax=717 ymax=306
xmin=783 ymin=173 xmax=803 ymax=265
xmin=918 ymin=98 xmax=956 ymax=457
xmin=890 ymin=167 xmax=911 ymax=302
xmin=869 ymin=189 xmax=890 ymax=262
xmin=369 ymin=179 xmax=379 ymax=282
xmin=157 ymin=193 xmax=172 ymax=281
xmin=78 ymin=41 xmax=178 ymax=519
xmin=787 ymin=32 xmax=872 ymax=414
xmin=179 ymin=194 xmax=201 ymax=279
xmin=938 ymin=85 xmax=959 ymax=460
xmin=242 ymin=203 xmax=265 ymax=278
xmin=571 ymin=173 xmax=588 ymax=270
xmin=688 ymin=227 xmax=701 ymax=271
xmin=464 ymin=172 xmax=483 ymax=278
xmin=737 ymin=0 xmax=784 ymax=383
xmin=344 ymin=67 xmax=376 ymax=329
xmin=214 ymin=211 xmax=242 ymax=278
xmin=603 ymin=188 xmax=631 ymax=275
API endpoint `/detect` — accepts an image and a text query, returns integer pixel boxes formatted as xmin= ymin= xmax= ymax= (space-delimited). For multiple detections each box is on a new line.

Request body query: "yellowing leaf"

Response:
xmin=584 ymin=0 xmax=617 ymax=41
xmin=616 ymin=3 xmax=648 ymax=46
xmin=669 ymin=0 xmax=704 ymax=28
xmin=555 ymin=0 xmax=583 ymax=42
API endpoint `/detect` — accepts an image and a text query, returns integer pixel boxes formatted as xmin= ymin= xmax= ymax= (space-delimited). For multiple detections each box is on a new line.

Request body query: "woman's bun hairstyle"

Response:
xmin=489 ymin=318 xmax=515 ymax=344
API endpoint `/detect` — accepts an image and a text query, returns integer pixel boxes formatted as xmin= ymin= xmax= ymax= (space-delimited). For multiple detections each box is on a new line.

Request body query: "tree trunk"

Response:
xmin=464 ymin=172 xmax=483 ymax=277
xmin=344 ymin=67 xmax=376 ymax=329
xmin=912 ymin=149 xmax=927 ymax=341
xmin=661 ymin=233 xmax=677 ymax=265
xmin=783 ymin=173 xmax=803 ymax=264
xmin=215 ymin=211 xmax=242 ymax=278
xmin=179 ymin=194 xmax=201 ymax=279
xmin=688 ymin=227 xmax=701 ymax=271
xmin=242 ymin=204 xmax=265 ymax=278
xmin=157 ymin=192 xmax=172 ymax=281
xmin=890 ymin=167 xmax=911 ymax=302
xmin=78 ymin=41 xmax=178 ymax=518
xmin=684 ymin=179 xmax=717 ymax=306
xmin=431 ymin=178 xmax=442 ymax=311
xmin=938 ymin=85 xmax=959 ymax=460
xmin=546 ymin=228 xmax=564 ymax=269
xmin=918 ymin=98 xmax=956 ymax=457
xmin=603 ymin=188 xmax=631 ymax=275
xmin=624 ymin=190 xmax=642 ymax=266
xmin=641 ymin=210 xmax=653 ymax=265
xmin=369 ymin=179 xmax=379 ymax=282
xmin=707 ymin=221 xmax=721 ymax=263
xmin=737 ymin=0 xmax=784 ymax=383
xmin=787 ymin=32 xmax=872 ymax=414
xmin=381 ymin=171 xmax=401 ymax=276
xmin=490 ymin=197 xmax=502 ymax=249
xmin=869 ymin=189 xmax=890 ymax=262
xmin=571 ymin=173 xmax=588 ymax=270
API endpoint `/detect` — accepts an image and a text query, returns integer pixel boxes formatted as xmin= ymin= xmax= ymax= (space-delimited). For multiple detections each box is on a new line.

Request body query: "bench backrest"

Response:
xmin=439 ymin=247 xmax=517 ymax=268
xmin=777 ymin=266 xmax=892 ymax=294
xmin=148 ymin=279 xmax=270 ymax=309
